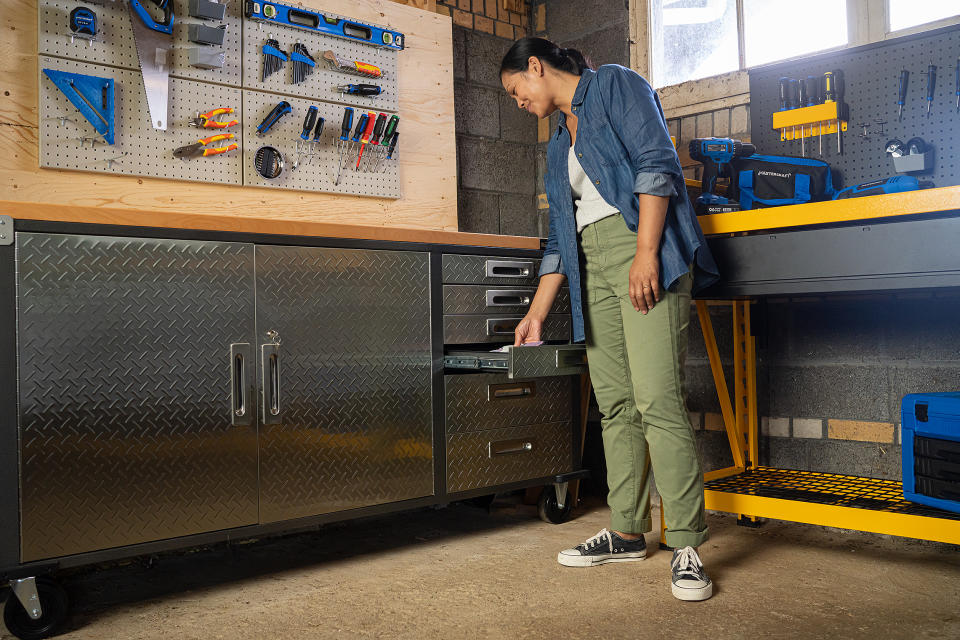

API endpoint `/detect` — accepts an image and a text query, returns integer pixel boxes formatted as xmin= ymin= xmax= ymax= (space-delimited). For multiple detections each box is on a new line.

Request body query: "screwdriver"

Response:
xmin=897 ymin=68 xmax=909 ymax=121
xmin=336 ymin=84 xmax=382 ymax=97
xmin=923 ymin=63 xmax=937 ymax=117
xmin=956 ymin=57 xmax=960 ymax=112
xmin=335 ymin=107 xmax=354 ymax=185
xmin=375 ymin=114 xmax=399 ymax=171
xmin=778 ymin=77 xmax=791 ymax=147
xmin=355 ymin=111 xmax=377 ymax=170
xmin=833 ymin=69 xmax=844 ymax=155
xmin=348 ymin=111 xmax=368 ymax=165
xmin=363 ymin=113 xmax=387 ymax=171
xmin=293 ymin=105 xmax=318 ymax=169
xmin=309 ymin=116 xmax=324 ymax=164
xmin=385 ymin=132 xmax=399 ymax=164
xmin=805 ymin=75 xmax=822 ymax=155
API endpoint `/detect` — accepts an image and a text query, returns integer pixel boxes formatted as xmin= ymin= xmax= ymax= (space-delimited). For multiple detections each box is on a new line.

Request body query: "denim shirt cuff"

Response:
xmin=634 ymin=172 xmax=678 ymax=198
xmin=539 ymin=253 xmax=564 ymax=277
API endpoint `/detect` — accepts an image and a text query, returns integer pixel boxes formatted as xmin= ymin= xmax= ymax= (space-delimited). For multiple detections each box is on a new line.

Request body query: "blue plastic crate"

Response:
xmin=902 ymin=392 xmax=960 ymax=514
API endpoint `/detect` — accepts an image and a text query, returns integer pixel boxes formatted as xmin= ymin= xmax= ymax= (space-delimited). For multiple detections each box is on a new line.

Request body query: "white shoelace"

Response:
xmin=583 ymin=528 xmax=613 ymax=554
xmin=671 ymin=546 xmax=703 ymax=577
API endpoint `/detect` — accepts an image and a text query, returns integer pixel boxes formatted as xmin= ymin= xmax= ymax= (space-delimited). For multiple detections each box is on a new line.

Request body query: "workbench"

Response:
xmin=674 ymin=184 xmax=960 ymax=545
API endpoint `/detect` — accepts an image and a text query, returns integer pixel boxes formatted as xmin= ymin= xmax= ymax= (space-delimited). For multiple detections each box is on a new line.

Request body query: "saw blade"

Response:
xmin=127 ymin=0 xmax=172 ymax=130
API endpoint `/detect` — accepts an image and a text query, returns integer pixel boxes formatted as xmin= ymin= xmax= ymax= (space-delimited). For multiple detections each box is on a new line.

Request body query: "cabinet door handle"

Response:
xmin=230 ymin=343 xmax=253 ymax=426
xmin=556 ymin=349 xmax=588 ymax=369
xmin=486 ymin=318 xmax=520 ymax=336
xmin=489 ymin=438 xmax=536 ymax=457
xmin=261 ymin=344 xmax=282 ymax=424
xmin=485 ymin=260 xmax=533 ymax=278
xmin=485 ymin=289 xmax=534 ymax=307
xmin=488 ymin=382 xmax=536 ymax=400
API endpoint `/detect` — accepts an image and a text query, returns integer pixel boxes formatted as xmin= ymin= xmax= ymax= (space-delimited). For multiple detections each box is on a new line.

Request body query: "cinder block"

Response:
xmin=465 ymin=31 xmax=513 ymax=88
xmin=546 ymin=0 xmax=627 ymax=42
xmin=500 ymin=92 xmax=537 ymax=144
xmin=667 ymin=118 xmax=679 ymax=141
xmin=458 ymin=138 xmax=535 ymax=195
xmin=680 ymin=115 xmax=696 ymax=144
xmin=704 ymin=412 xmax=725 ymax=431
xmin=536 ymin=209 xmax=549 ymax=238
xmin=696 ymin=430 xmax=735 ymax=471
xmin=561 ymin=21 xmax=630 ymax=68
xmin=695 ymin=112 xmax=713 ymax=138
xmin=535 ymin=150 xmax=547 ymax=193
xmin=684 ymin=363 xmax=730 ymax=414
xmin=889 ymin=365 xmax=960 ymax=424
xmin=730 ymin=105 xmax=749 ymax=138
xmin=809 ymin=439 xmax=902 ymax=480
xmin=828 ymin=419 xmax=894 ymax=443
xmin=458 ymin=189 xmax=499 ymax=234
xmin=454 ymin=82 xmax=499 ymax=138
xmin=769 ymin=365 xmax=890 ymax=422
xmin=763 ymin=417 xmax=790 ymax=438
xmin=689 ymin=411 xmax=702 ymax=430
xmin=499 ymin=193 xmax=537 ymax=237
xmin=792 ymin=418 xmax=824 ymax=439
xmin=762 ymin=437 xmax=810 ymax=470
xmin=788 ymin=299 xmax=886 ymax=362
xmin=453 ymin=27 xmax=466 ymax=80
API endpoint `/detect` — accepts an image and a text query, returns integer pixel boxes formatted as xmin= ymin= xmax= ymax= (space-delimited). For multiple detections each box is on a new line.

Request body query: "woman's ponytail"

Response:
xmin=500 ymin=37 xmax=593 ymax=76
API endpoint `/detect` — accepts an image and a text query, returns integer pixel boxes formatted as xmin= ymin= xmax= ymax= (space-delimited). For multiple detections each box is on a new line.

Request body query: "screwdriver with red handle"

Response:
xmin=355 ymin=111 xmax=377 ymax=170
xmin=361 ymin=113 xmax=388 ymax=171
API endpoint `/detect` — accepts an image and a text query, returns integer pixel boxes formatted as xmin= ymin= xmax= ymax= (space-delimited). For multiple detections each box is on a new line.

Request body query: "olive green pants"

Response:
xmin=579 ymin=214 xmax=708 ymax=549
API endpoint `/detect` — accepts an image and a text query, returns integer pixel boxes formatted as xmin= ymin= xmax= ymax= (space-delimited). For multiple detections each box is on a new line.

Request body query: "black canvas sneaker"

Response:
xmin=671 ymin=546 xmax=713 ymax=601
xmin=557 ymin=528 xmax=647 ymax=567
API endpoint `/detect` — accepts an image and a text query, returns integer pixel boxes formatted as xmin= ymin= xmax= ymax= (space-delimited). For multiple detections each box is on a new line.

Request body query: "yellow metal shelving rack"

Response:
xmin=659 ymin=185 xmax=960 ymax=546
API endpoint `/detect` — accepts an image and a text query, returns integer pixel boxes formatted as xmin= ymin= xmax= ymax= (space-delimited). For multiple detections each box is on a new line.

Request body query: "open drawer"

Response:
xmin=444 ymin=344 xmax=587 ymax=379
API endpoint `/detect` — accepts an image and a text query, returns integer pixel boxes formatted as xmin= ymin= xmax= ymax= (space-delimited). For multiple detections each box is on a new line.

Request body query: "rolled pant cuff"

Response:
xmin=610 ymin=515 xmax=652 ymax=535
xmin=664 ymin=529 xmax=710 ymax=549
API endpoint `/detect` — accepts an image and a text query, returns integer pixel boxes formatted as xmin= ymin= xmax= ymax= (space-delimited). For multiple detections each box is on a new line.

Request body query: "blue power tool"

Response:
xmin=833 ymin=175 xmax=934 ymax=200
xmin=689 ymin=137 xmax=756 ymax=214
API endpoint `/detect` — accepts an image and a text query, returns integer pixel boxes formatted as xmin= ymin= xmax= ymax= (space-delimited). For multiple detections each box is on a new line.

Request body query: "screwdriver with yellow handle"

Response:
xmin=173 ymin=133 xmax=238 ymax=160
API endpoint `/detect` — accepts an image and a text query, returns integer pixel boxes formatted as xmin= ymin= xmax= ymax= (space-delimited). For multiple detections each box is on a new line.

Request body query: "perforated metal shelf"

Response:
xmin=705 ymin=466 xmax=960 ymax=520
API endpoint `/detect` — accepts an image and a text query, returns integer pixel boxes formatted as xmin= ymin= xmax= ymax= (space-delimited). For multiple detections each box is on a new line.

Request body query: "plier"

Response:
xmin=189 ymin=107 xmax=239 ymax=129
xmin=173 ymin=133 xmax=238 ymax=160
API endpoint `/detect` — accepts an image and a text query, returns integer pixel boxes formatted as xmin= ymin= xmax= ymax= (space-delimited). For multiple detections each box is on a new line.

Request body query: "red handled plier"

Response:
xmin=189 ymin=107 xmax=239 ymax=129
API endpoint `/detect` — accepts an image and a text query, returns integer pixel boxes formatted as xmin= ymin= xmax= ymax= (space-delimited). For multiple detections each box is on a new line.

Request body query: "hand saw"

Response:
xmin=127 ymin=0 xmax=174 ymax=130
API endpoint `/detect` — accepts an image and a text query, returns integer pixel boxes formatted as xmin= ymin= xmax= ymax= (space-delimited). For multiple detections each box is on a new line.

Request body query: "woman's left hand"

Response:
xmin=628 ymin=250 xmax=660 ymax=314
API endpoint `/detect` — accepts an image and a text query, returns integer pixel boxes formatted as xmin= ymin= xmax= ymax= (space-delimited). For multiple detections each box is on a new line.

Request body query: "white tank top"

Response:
xmin=568 ymin=145 xmax=620 ymax=233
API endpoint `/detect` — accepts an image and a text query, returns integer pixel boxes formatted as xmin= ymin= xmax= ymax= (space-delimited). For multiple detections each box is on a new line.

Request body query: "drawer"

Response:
xmin=445 ymin=344 xmax=587 ymax=379
xmin=445 ymin=373 xmax=572 ymax=433
xmin=446 ymin=421 xmax=573 ymax=493
xmin=443 ymin=285 xmax=570 ymax=315
xmin=443 ymin=314 xmax=571 ymax=344
xmin=442 ymin=254 xmax=540 ymax=286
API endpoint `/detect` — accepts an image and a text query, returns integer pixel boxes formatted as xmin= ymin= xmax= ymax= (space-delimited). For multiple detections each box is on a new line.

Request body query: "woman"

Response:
xmin=500 ymin=38 xmax=720 ymax=602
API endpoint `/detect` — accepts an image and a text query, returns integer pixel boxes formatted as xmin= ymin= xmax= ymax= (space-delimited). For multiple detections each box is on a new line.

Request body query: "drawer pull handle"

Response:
xmin=489 ymin=438 xmax=535 ymax=457
xmin=556 ymin=350 xmax=588 ymax=368
xmin=489 ymin=383 xmax=536 ymax=400
xmin=486 ymin=289 xmax=533 ymax=307
xmin=487 ymin=318 xmax=520 ymax=336
xmin=485 ymin=260 xmax=533 ymax=279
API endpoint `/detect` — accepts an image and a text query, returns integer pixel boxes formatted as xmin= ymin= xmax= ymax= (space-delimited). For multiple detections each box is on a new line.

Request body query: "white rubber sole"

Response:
xmin=557 ymin=551 xmax=646 ymax=567
xmin=671 ymin=581 xmax=713 ymax=601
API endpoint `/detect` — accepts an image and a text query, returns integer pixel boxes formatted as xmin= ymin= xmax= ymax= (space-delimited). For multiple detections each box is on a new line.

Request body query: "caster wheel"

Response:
xmin=538 ymin=487 xmax=573 ymax=524
xmin=3 ymin=577 xmax=69 ymax=640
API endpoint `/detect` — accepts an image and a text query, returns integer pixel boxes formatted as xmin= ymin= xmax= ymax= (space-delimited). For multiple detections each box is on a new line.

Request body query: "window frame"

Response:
xmin=644 ymin=0 xmax=960 ymax=113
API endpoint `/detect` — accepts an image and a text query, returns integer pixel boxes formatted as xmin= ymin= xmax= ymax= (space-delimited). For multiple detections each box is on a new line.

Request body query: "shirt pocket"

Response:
xmin=584 ymin=121 xmax=631 ymax=168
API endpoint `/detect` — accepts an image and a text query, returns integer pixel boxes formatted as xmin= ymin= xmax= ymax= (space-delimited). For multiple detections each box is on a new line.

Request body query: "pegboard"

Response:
xmin=242 ymin=90 xmax=400 ymax=196
xmin=39 ymin=55 xmax=243 ymax=184
xmin=242 ymin=16 xmax=400 ymax=112
xmin=39 ymin=0 xmax=244 ymax=85
xmin=748 ymin=25 xmax=960 ymax=189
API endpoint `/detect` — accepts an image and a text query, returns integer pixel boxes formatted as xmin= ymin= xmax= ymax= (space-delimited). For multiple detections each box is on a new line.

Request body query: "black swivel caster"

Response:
xmin=3 ymin=576 xmax=69 ymax=640
xmin=538 ymin=485 xmax=573 ymax=524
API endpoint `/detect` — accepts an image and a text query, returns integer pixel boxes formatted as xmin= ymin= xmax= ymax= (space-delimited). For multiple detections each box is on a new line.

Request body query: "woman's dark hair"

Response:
xmin=500 ymin=37 xmax=592 ymax=77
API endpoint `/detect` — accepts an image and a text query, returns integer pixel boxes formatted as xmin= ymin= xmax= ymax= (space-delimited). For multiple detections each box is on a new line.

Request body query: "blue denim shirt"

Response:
xmin=541 ymin=65 xmax=720 ymax=343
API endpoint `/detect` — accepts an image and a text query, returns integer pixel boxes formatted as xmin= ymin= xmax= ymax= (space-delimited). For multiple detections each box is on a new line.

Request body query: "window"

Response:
xmin=887 ymin=0 xmax=958 ymax=32
xmin=742 ymin=0 xmax=848 ymax=68
xmin=647 ymin=0 xmax=960 ymax=89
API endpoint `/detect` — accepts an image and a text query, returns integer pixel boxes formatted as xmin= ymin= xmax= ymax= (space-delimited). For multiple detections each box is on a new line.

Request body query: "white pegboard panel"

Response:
xmin=38 ymin=0 xmax=243 ymax=86
xmin=242 ymin=16 xmax=399 ymax=113
xmin=39 ymin=55 xmax=243 ymax=184
xmin=242 ymin=89 xmax=400 ymax=197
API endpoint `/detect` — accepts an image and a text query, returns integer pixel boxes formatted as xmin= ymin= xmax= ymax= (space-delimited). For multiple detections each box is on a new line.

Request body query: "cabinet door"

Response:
xmin=255 ymin=246 xmax=433 ymax=522
xmin=17 ymin=233 xmax=258 ymax=562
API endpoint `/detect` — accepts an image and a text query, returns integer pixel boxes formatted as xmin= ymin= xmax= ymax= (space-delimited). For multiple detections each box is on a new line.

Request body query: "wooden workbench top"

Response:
xmin=0 ymin=201 xmax=541 ymax=250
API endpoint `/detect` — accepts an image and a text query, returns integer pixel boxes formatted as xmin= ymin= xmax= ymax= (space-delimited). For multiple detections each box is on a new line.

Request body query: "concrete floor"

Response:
xmin=3 ymin=497 xmax=959 ymax=640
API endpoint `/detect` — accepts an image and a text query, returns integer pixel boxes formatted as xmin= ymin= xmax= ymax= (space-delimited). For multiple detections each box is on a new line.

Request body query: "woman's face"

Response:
xmin=501 ymin=57 xmax=553 ymax=119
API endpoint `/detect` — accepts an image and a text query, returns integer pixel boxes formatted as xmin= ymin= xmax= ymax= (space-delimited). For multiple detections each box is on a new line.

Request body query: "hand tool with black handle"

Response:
xmin=833 ymin=69 xmax=844 ymax=154
xmin=922 ymin=63 xmax=937 ymax=117
xmin=257 ymin=101 xmax=291 ymax=136
xmin=335 ymin=107 xmax=354 ymax=185
xmin=262 ymin=37 xmax=287 ymax=82
xmin=173 ymin=133 xmax=238 ymax=160
xmin=293 ymin=105 xmax=318 ymax=169
xmin=336 ymin=84 xmax=382 ymax=97
xmin=361 ymin=113 xmax=387 ymax=171
xmin=897 ymin=68 xmax=909 ymax=121
xmin=291 ymin=41 xmax=316 ymax=85
xmin=309 ymin=116 xmax=325 ymax=164
xmin=347 ymin=111 xmax=368 ymax=165
xmin=777 ymin=77 xmax=791 ymax=149
xmin=955 ymin=58 xmax=960 ymax=113
xmin=385 ymin=132 xmax=399 ymax=164
xmin=375 ymin=114 xmax=399 ymax=171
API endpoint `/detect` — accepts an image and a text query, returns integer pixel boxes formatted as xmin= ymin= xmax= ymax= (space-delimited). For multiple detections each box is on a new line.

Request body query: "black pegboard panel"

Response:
xmin=748 ymin=24 xmax=960 ymax=189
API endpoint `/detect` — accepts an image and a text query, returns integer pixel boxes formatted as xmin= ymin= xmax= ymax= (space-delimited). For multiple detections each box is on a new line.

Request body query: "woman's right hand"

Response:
xmin=514 ymin=312 xmax=544 ymax=346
